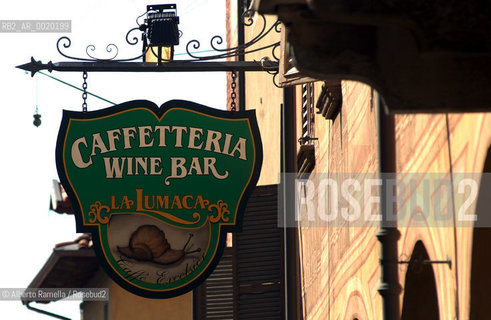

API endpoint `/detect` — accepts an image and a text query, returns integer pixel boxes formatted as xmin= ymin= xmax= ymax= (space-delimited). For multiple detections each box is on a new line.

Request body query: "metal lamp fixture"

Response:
xmin=146 ymin=4 xmax=179 ymax=46
xmin=143 ymin=4 xmax=180 ymax=63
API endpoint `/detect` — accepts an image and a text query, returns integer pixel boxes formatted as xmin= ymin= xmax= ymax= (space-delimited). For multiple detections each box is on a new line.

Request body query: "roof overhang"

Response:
xmin=23 ymin=248 xmax=99 ymax=304
xmin=253 ymin=0 xmax=491 ymax=113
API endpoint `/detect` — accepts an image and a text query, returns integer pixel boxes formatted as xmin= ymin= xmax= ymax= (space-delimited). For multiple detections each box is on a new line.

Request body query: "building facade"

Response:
xmin=250 ymin=0 xmax=491 ymax=318
xmin=24 ymin=1 xmax=491 ymax=319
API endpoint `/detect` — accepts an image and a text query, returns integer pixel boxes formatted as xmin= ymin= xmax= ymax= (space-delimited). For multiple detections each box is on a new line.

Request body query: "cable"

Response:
xmin=36 ymin=71 xmax=116 ymax=105
xmin=30 ymin=48 xmax=223 ymax=106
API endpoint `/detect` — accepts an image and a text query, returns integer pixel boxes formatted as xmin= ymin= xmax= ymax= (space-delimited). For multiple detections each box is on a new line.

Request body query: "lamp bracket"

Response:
xmin=17 ymin=8 xmax=281 ymax=85
xmin=17 ymin=59 xmax=278 ymax=74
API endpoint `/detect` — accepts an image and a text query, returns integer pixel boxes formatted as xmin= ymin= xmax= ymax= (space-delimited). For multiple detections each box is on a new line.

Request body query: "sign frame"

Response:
xmin=56 ymin=99 xmax=263 ymax=298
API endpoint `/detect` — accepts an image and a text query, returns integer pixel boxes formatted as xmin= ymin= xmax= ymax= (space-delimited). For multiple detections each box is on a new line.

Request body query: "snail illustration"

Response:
xmin=117 ymin=225 xmax=201 ymax=265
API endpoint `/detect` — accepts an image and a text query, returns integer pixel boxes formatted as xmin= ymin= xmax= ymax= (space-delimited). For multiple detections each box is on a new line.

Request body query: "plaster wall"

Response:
xmin=288 ymin=80 xmax=491 ymax=319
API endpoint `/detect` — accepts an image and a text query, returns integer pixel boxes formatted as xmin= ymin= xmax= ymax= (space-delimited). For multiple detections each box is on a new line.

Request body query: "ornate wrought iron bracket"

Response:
xmin=17 ymin=57 xmax=278 ymax=76
xmin=16 ymin=8 xmax=280 ymax=81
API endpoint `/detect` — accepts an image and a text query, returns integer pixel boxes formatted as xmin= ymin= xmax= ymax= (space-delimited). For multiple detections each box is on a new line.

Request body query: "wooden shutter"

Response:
xmin=194 ymin=185 xmax=283 ymax=320
xmin=298 ymin=83 xmax=316 ymax=179
xmin=236 ymin=185 xmax=283 ymax=319
xmin=316 ymin=81 xmax=342 ymax=120
xmin=300 ymin=82 xmax=315 ymax=145
xmin=194 ymin=248 xmax=235 ymax=320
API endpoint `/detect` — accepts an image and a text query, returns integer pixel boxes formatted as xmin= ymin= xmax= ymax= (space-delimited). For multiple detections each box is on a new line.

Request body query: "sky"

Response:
xmin=0 ymin=0 xmax=226 ymax=318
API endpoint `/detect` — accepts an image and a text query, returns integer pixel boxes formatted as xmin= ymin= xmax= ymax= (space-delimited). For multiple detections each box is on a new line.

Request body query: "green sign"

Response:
xmin=56 ymin=100 xmax=262 ymax=298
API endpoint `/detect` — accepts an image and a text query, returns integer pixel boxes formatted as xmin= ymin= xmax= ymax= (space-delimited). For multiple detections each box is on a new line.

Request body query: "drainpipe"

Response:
xmin=25 ymin=301 xmax=71 ymax=320
xmin=281 ymin=87 xmax=302 ymax=320
xmin=376 ymin=95 xmax=402 ymax=320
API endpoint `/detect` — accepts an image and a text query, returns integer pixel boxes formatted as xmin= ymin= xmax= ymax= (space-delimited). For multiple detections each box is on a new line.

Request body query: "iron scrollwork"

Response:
xmin=19 ymin=8 xmax=282 ymax=86
xmin=185 ymin=10 xmax=279 ymax=60
xmin=185 ymin=9 xmax=282 ymax=87
xmin=56 ymin=24 xmax=149 ymax=62
xmin=56 ymin=8 xmax=280 ymax=65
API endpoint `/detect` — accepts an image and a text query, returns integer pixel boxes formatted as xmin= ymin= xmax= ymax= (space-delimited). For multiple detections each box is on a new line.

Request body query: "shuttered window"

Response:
xmin=316 ymin=81 xmax=342 ymax=120
xmin=195 ymin=248 xmax=235 ymax=319
xmin=298 ymin=83 xmax=316 ymax=179
xmin=299 ymin=82 xmax=315 ymax=145
xmin=194 ymin=185 xmax=283 ymax=320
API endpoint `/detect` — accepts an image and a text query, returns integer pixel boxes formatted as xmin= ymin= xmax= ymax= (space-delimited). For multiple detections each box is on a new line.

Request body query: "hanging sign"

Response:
xmin=56 ymin=100 xmax=262 ymax=298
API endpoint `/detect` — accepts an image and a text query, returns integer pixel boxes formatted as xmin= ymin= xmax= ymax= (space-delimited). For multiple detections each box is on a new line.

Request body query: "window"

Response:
xmin=300 ymin=82 xmax=315 ymax=145
xmin=316 ymin=81 xmax=342 ymax=120
xmin=297 ymin=83 xmax=316 ymax=179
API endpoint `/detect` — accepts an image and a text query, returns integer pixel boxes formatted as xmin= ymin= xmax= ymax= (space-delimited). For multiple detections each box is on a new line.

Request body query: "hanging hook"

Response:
xmin=33 ymin=73 xmax=42 ymax=127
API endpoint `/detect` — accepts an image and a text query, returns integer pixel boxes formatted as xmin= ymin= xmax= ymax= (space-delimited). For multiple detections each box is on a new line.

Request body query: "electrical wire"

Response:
xmin=29 ymin=47 xmax=224 ymax=106
xmin=35 ymin=71 xmax=116 ymax=105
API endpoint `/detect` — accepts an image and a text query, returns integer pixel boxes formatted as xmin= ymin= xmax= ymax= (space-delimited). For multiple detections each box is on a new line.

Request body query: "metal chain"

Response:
xmin=82 ymin=71 xmax=88 ymax=112
xmin=230 ymin=71 xmax=237 ymax=112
